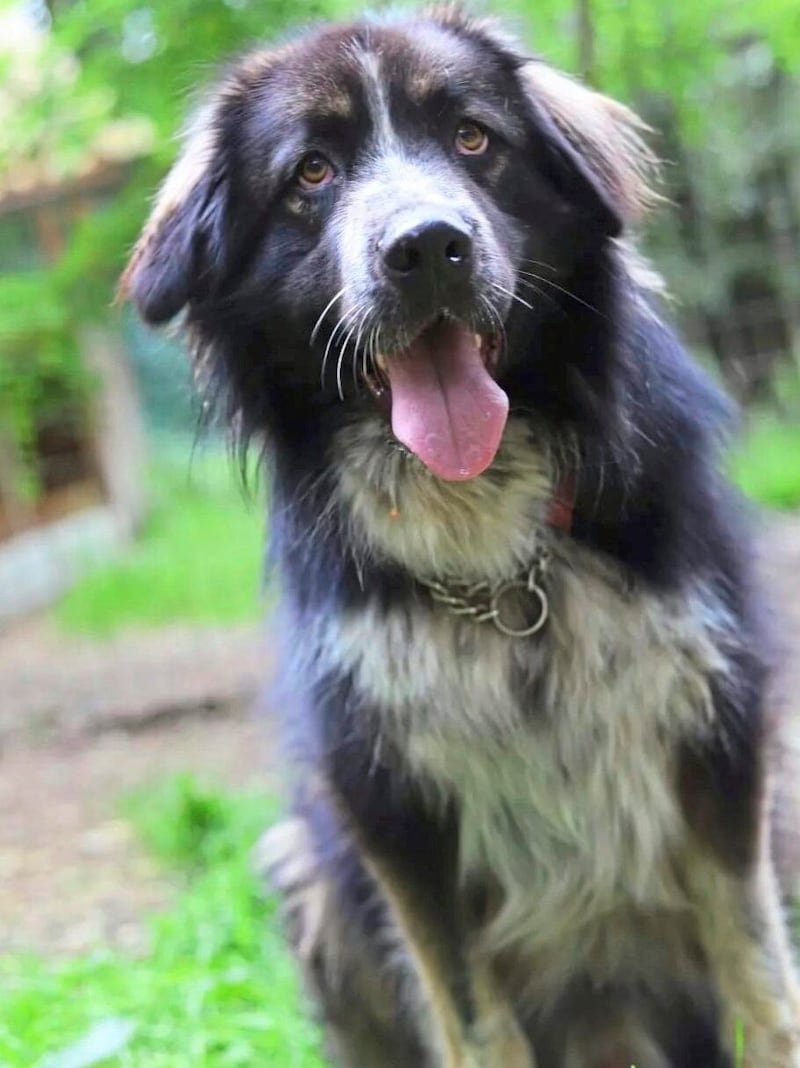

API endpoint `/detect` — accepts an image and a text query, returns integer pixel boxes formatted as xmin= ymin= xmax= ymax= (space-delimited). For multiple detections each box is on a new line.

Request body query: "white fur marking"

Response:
xmin=327 ymin=415 xmax=734 ymax=1004
xmin=356 ymin=47 xmax=397 ymax=152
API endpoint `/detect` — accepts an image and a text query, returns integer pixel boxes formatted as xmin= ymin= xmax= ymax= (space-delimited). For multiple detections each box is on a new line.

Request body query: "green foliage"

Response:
xmin=0 ymin=779 xmax=324 ymax=1068
xmin=55 ymin=447 xmax=264 ymax=635
xmin=509 ymin=0 xmax=800 ymax=104
xmin=0 ymin=0 xmax=342 ymax=492
xmin=121 ymin=774 xmax=274 ymax=874
xmin=732 ymin=413 xmax=800 ymax=509
xmin=2 ymin=0 xmax=799 ymax=496
xmin=0 ymin=269 xmax=93 ymax=489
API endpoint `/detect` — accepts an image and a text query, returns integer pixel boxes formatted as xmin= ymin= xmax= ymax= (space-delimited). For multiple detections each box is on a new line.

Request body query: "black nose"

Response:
xmin=382 ymin=218 xmax=473 ymax=279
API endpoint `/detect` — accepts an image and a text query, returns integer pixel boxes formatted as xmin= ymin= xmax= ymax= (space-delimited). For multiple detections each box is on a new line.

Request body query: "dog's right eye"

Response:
xmin=296 ymin=153 xmax=335 ymax=190
xmin=455 ymin=121 xmax=489 ymax=156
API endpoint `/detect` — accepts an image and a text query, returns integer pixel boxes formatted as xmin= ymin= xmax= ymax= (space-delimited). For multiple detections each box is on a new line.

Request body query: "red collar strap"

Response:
xmin=546 ymin=471 xmax=576 ymax=534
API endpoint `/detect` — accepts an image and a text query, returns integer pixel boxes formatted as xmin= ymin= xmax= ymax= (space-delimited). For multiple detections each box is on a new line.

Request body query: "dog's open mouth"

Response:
xmin=363 ymin=319 xmax=508 ymax=481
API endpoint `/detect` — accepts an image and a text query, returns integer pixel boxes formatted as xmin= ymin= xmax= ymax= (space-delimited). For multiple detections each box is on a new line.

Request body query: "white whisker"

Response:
xmin=335 ymin=300 xmax=372 ymax=402
xmin=321 ymin=304 xmax=362 ymax=391
xmin=519 ymin=258 xmax=558 ymax=274
xmin=365 ymin=325 xmax=376 ymax=377
xmin=514 ymin=276 xmax=561 ymax=313
xmin=517 ymin=269 xmax=604 ymax=318
xmin=310 ymin=285 xmax=348 ymax=345
xmin=490 ymin=281 xmax=534 ymax=312
xmin=353 ymin=305 xmax=373 ymax=389
xmin=478 ymin=294 xmax=507 ymax=363
xmin=336 ymin=307 xmax=365 ymax=402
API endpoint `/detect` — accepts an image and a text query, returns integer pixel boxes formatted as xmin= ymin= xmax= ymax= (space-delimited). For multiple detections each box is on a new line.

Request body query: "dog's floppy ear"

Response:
xmin=520 ymin=62 xmax=658 ymax=237
xmin=120 ymin=105 xmax=229 ymax=324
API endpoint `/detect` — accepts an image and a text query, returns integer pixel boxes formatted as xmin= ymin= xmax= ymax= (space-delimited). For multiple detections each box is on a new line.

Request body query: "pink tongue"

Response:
xmin=387 ymin=321 xmax=509 ymax=481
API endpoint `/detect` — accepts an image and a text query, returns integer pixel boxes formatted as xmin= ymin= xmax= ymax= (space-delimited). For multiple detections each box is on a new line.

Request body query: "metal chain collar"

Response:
xmin=419 ymin=545 xmax=551 ymax=639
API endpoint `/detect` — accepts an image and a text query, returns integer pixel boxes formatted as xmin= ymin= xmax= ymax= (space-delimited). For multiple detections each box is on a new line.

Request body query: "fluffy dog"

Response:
xmin=122 ymin=7 xmax=800 ymax=1066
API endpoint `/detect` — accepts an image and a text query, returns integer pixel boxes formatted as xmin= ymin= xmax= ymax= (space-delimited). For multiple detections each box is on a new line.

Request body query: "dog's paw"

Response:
xmin=734 ymin=1035 xmax=800 ymax=1068
xmin=254 ymin=817 xmax=331 ymax=962
xmin=254 ymin=817 xmax=316 ymax=893
xmin=562 ymin=1027 xmax=670 ymax=1068
xmin=466 ymin=1011 xmax=536 ymax=1068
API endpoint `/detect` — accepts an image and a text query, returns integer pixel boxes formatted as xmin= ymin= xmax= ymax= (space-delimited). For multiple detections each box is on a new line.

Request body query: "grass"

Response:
xmin=56 ymin=445 xmax=265 ymax=637
xmin=731 ymin=412 xmax=800 ymax=510
xmin=0 ymin=776 xmax=325 ymax=1068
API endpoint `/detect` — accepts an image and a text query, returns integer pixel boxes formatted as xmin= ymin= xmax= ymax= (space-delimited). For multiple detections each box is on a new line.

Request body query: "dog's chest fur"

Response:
xmin=322 ymin=418 xmax=732 ymax=990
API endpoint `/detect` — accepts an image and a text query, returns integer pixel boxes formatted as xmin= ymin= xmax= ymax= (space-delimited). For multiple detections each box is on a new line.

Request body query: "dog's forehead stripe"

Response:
xmin=348 ymin=33 xmax=451 ymax=148
xmin=353 ymin=45 xmax=397 ymax=151
xmin=347 ymin=33 xmax=513 ymax=152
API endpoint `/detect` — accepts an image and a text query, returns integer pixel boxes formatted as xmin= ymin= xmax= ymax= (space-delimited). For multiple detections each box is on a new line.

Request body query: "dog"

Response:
xmin=121 ymin=7 xmax=800 ymax=1066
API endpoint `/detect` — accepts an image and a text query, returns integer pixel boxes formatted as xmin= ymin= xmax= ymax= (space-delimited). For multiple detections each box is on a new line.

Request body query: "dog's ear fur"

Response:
xmin=119 ymin=105 xmax=229 ymax=324
xmin=520 ymin=62 xmax=658 ymax=236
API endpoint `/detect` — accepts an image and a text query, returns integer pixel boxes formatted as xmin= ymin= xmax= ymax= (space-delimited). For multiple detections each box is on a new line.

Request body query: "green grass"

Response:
xmin=56 ymin=447 xmax=265 ymax=637
xmin=0 ymin=777 xmax=324 ymax=1068
xmin=731 ymin=412 xmax=800 ymax=510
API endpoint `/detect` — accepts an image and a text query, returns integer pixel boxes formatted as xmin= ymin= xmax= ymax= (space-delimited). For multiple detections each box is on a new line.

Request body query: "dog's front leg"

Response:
xmin=680 ymin=701 xmax=800 ymax=1067
xmin=689 ymin=854 xmax=800 ymax=1067
xmin=365 ymin=851 xmax=533 ymax=1068
xmin=327 ymin=728 xmax=534 ymax=1068
xmin=468 ymin=967 xmax=541 ymax=1068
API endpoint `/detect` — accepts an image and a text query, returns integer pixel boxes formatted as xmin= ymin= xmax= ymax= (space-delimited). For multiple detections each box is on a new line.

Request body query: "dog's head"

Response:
xmin=122 ymin=7 xmax=655 ymax=481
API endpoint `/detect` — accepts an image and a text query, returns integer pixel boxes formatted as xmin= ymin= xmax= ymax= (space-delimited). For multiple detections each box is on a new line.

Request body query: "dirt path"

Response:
xmin=0 ymin=619 xmax=275 ymax=954
xmin=0 ymin=708 xmax=275 ymax=954
xmin=762 ymin=514 xmax=800 ymax=694
xmin=0 ymin=618 xmax=269 ymax=743
xmin=1 ymin=514 xmax=799 ymax=956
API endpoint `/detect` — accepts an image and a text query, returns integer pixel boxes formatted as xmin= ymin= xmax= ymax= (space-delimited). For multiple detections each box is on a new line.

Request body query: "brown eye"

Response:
xmin=297 ymin=153 xmax=334 ymax=189
xmin=455 ymin=121 xmax=489 ymax=155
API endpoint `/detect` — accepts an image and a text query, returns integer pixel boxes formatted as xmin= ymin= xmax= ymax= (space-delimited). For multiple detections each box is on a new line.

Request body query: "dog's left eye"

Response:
xmin=455 ymin=121 xmax=489 ymax=155
xmin=296 ymin=153 xmax=335 ymax=190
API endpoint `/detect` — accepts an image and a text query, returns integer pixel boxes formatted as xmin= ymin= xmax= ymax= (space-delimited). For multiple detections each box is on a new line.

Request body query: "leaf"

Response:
xmin=35 ymin=1018 xmax=136 ymax=1068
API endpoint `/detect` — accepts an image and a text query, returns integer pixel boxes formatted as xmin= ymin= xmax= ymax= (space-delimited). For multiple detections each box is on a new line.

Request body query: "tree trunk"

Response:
xmin=0 ymin=436 xmax=35 ymax=539
xmin=576 ymin=0 xmax=596 ymax=84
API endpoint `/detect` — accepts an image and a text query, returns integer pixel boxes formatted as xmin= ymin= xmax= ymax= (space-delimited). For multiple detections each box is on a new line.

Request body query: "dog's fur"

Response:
xmin=122 ymin=8 xmax=800 ymax=1066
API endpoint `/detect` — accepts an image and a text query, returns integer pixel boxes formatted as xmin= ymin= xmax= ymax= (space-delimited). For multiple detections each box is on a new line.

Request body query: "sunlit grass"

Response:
xmin=56 ymin=445 xmax=265 ymax=637
xmin=0 ymin=777 xmax=324 ymax=1068
xmin=732 ymin=411 xmax=800 ymax=510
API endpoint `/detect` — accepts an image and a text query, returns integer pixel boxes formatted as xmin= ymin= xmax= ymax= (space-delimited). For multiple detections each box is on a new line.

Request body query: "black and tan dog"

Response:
xmin=122 ymin=7 xmax=800 ymax=1066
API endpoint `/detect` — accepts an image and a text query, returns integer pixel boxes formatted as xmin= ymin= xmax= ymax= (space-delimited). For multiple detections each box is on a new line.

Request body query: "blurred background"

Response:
xmin=0 ymin=0 xmax=798 ymax=1064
